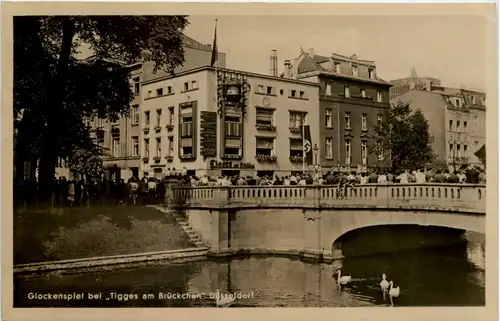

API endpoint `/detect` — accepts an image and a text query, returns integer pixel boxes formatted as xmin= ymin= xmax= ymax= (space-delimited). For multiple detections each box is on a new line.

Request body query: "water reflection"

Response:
xmin=14 ymin=239 xmax=485 ymax=307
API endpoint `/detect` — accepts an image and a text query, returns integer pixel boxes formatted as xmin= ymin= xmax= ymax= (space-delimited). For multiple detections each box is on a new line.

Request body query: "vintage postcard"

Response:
xmin=2 ymin=2 xmax=497 ymax=321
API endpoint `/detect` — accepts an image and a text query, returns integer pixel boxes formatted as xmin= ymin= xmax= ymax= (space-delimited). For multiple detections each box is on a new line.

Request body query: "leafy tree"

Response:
xmin=67 ymin=139 xmax=110 ymax=180
xmin=14 ymin=16 xmax=188 ymax=201
xmin=371 ymin=101 xmax=434 ymax=172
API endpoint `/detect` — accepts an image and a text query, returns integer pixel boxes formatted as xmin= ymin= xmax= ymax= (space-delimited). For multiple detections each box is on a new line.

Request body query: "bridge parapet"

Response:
xmin=172 ymin=184 xmax=486 ymax=214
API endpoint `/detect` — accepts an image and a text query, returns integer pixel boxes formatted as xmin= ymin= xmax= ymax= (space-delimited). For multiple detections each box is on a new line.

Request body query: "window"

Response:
xmin=361 ymin=89 xmax=366 ymax=98
xmin=258 ymin=85 xmax=264 ymax=93
xmin=352 ymin=65 xmax=358 ymax=76
xmin=449 ymin=143 xmax=453 ymax=155
xmin=457 ymin=144 xmax=461 ymax=158
xmin=156 ymin=88 xmax=163 ymax=96
xmin=156 ymin=138 xmax=161 ymax=157
xmin=290 ymin=138 xmax=303 ymax=157
xmin=474 ymin=141 xmax=479 ymax=149
xmin=132 ymin=137 xmax=139 ymax=156
xmin=481 ymin=97 xmax=485 ymax=105
xmin=256 ymin=108 xmax=274 ymax=126
xmin=132 ymin=105 xmax=139 ymax=125
xmin=377 ymin=114 xmax=383 ymax=125
xmin=361 ymin=141 xmax=367 ymax=165
xmin=144 ymin=111 xmax=150 ymax=127
xmin=474 ymin=116 xmax=478 ymax=130
xmin=144 ymin=139 xmax=150 ymax=157
xmin=180 ymin=115 xmax=193 ymax=136
xmin=156 ymin=109 xmax=162 ymax=127
xmin=345 ymin=140 xmax=351 ymax=165
xmin=369 ymin=69 xmax=375 ymax=79
xmin=449 ymin=120 xmax=453 ymax=131
xmin=267 ymin=86 xmax=272 ymax=95
xmin=168 ymin=137 xmax=174 ymax=156
xmin=344 ymin=112 xmax=351 ymax=129
xmin=344 ymin=86 xmax=350 ymax=98
xmin=456 ymin=120 xmax=460 ymax=132
xmin=299 ymin=91 xmax=305 ymax=98
xmin=167 ymin=86 xmax=172 ymax=94
xmin=291 ymin=90 xmax=297 ymax=97
xmin=192 ymin=81 xmax=198 ymax=89
xmin=325 ymin=109 xmax=332 ymax=128
xmin=147 ymin=90 xmax=152 ymax=98
xmin=325 ymin=137 xmax=333 ymax=159
xmin=183 ymin=82 xmax=189 ymax=91
xmin=361 ymin=114 xmax=367 ymax=131
xmin=168 ymin=107 xmax=174 ymax=125
xmin=289 ymin=111 xmax=306 ymax=128
xmin=335 ymin=63 xmax=341 ymax=73
xmin=225 ymin=115 xmax=242 ymax=136
xmin=376 ymin=92 xmax=382 ymax=102
xmin=464 ymin=121 xmax=468 ymax=133
xmin=471 ymin=96 xmax=476 ymax=104
xmin=224 ymin=137 xmax=242 ymax=157
xmin=97 ymin=134 xmax=104 ymax=147
xmin=464 ymin=145 xmax=468 ymax=158
xmin=112 ymin=136 xmax=120 ymax=157
xmin=133 ymin=77 xmax=140 ymax=94
xmin=256 ymin=137 xmax=275 ymax=156
xmin=325 ymin=84 xmax=332 ymax=96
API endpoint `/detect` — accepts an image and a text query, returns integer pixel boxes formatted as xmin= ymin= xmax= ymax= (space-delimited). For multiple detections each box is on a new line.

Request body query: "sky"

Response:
xmin=184 ymin=15 xmax=490 ymax=92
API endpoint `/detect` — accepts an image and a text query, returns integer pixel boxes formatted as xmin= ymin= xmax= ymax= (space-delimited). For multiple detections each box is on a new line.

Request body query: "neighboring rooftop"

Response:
xmin=289 ymin=48 xmax=390 ymax=86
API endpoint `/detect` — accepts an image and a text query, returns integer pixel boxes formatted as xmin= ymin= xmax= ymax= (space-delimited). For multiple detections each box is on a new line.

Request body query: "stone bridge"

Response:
xmin=172 ymin=184 xmax=486 ymax=262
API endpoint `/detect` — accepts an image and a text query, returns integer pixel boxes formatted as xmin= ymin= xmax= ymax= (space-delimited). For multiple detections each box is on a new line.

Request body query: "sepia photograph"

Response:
xmin=3 ymin=2 xmax=497 ymax=319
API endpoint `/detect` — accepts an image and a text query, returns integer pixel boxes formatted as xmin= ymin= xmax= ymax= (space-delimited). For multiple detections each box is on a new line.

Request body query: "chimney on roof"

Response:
xmin=425 ymin=79 xmax=432 ymax=91
xmin=284 ymin=59 xmax=292 ymax=78
xmin=307 ymin=48 xmax=315 ymax=58
xmin=270 ymin=50 xmax=278 ymax=77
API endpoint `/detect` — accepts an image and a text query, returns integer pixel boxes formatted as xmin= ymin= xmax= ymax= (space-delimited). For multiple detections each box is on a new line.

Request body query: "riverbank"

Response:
xmin=14 ymin=205 xmax=194 ymax=265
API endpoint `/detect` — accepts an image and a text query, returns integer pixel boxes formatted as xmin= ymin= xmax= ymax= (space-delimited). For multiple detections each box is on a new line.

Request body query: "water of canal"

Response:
xmin=14 ymin=233 xmax=485 ymax=307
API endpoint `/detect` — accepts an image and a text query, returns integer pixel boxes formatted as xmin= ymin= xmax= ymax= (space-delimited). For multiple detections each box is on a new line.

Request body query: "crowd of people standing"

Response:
xmin=14 ymin=164 xmax=485 ymax=208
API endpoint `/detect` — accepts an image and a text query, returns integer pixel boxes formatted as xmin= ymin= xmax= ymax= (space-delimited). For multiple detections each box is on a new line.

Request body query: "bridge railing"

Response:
xmin=172 ymin=184 xmax=486 ymax=213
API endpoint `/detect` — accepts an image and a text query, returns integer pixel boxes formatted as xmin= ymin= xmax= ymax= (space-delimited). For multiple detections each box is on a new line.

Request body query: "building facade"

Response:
xmin=390 ymin=82 xmax=486 ymax=167
xmin=93 ymin=62 xmax=144 ymax=182
xmin=92 ymin=35 xmax=227 ymax=181
xmin=140 ymin=66 xmax=320 ymax=178
xmin=284 ymin=49 xmax=392 ymax=172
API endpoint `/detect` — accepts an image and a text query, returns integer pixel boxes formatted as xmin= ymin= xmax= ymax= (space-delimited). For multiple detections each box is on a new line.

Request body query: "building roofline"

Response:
xmin=299 ymin=70 xmax=392 ymax=87
xmin=142 ymin=65 xmax=320 ymax=87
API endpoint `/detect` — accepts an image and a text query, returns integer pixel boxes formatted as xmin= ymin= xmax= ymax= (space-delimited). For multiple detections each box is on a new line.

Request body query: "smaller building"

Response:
xmin=284 ymin=48 xmax=392 ymax=172
xmin=390 ymin=78 xmax=486 ymax=167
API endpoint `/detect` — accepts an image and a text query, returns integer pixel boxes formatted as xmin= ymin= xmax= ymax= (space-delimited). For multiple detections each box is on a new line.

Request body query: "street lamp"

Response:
xmin=313 ymin=144 xmax=319 ymax=173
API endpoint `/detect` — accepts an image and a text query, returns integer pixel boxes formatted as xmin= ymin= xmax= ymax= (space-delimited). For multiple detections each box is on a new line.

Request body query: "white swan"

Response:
xmin=388 ymin=281 xmax=400 ymax=298
xmin=337 ymin=270 xmax=352 ymax=285
xmin=380 ymin=274 xmax=389 ymax=291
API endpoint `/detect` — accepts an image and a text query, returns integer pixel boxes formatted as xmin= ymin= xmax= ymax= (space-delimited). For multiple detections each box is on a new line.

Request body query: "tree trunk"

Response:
xmin=37 ymin=17 xmax=76 ymax=202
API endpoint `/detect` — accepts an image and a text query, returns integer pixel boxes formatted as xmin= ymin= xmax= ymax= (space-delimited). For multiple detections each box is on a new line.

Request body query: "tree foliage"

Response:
xmin=67 ymin=143 xmax=110 ymax=180
xmin=371 ymin=101 xmax=435 ymax=171
xmin=14 ymin=16 xmax=188 ymax=199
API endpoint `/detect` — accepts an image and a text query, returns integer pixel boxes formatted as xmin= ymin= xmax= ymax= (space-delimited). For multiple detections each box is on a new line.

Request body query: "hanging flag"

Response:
xmin=301 ymin=125 xmax=313 ymax=165
xmin=474 ymin=144 xmax=486 ymax=165
xmin=210 ymin=20 xmax=218 ymax=67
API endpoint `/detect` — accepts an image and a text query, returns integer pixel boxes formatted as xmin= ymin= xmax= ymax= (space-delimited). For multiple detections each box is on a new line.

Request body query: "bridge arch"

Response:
xmin=320 ymin=209 xmax=485 ymax=259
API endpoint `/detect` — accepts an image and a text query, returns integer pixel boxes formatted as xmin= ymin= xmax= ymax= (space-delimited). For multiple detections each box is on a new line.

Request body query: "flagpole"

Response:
xmin=302 ymin=115 xmax=305 ymax=174
xmin=213 ymin=18 xmax=219 ymax=159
